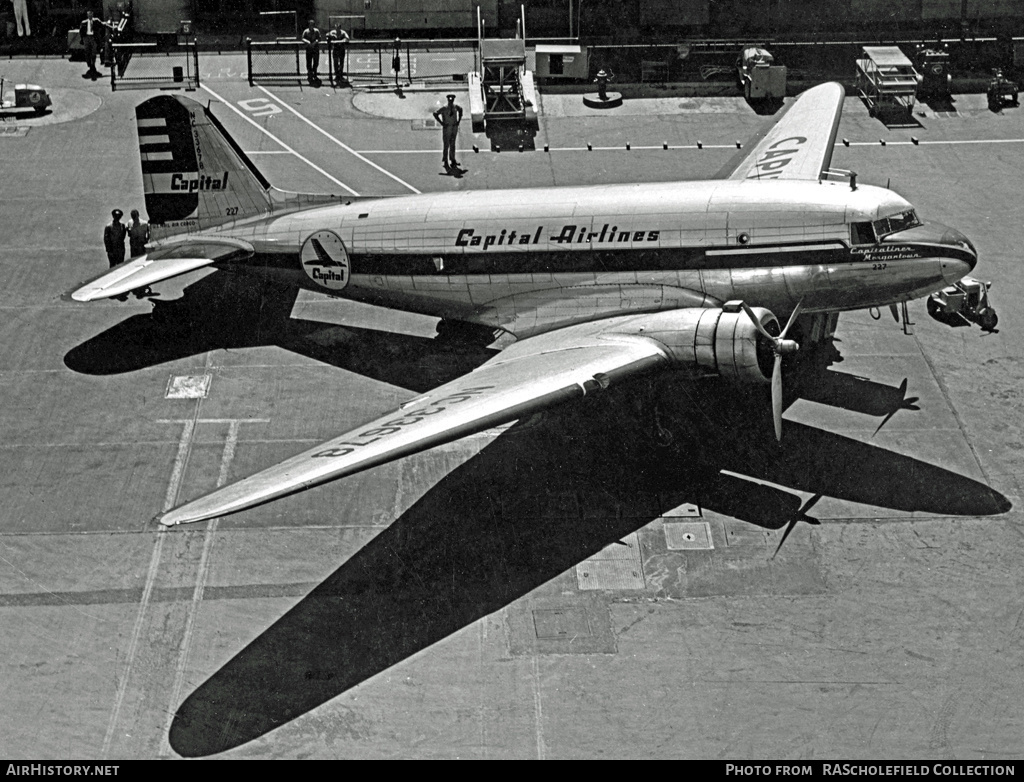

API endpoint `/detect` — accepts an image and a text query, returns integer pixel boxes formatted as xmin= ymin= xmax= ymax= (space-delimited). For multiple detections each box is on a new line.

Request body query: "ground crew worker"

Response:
xmin=12 ymin=0 xmax=30 ymax=37
xmin=328 ymin=24 xmax=349 ymax=85
xmin=127 ymin=209 xmax=152 ymax=298
xmin=127 ymin=209 xmax=149 ymax=258
xmin=80 ymin=10 xmax=102 ymax=79
xmin=104 ymin=209 xmax=127 ymax=268
xmin=301 ymin=19 xmax=321 ymax=84
xmin=432 ymin=94 xmax=463 ymax=171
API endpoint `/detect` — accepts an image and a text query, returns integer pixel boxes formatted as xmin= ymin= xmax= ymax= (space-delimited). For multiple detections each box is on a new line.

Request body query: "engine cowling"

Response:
xmin=606 ymin=306 xmax=781 ymax=385
xmin=707 ymin=306 xmax=780 ymax=385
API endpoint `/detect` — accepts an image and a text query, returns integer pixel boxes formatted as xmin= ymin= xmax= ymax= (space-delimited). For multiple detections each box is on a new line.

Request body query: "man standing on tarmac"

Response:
xmin=301 ymin=19 xmax=322 ymax=84
xmin=432 ymin=94 xmax=463 ymax=172
xmin=127 ymin=209 xmax=149 ymax=259
xmin=127 ymin=209 xmax=152 ymax=298
xmin=328 ymin=24 xmax=350 ymax=85
xmin=104 ymin=210 xmax=127 ymax=268
xmin=80 ymin=10 xmax=103 ymax=80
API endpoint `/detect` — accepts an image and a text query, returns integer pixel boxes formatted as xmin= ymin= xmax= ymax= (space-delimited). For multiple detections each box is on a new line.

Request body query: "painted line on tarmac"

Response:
xmin=531 ymin=653 xmax=547 ymax=760
xmin=159 ymin=419 xmax=265 ymax=758
xmin=201 ymin=83 xmax=360 ymax=196
xmin=848 ymin=138 xmax=1024 ymax=146
xmin=101 ymin=418 xmax=196 ymax=758
xmin=256 ymin=84 xmax=422 ymax=194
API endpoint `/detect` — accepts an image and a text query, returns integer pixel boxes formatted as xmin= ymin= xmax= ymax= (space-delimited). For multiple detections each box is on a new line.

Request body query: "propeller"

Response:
xmin=739 ymin=300 xmax=803 ymax=440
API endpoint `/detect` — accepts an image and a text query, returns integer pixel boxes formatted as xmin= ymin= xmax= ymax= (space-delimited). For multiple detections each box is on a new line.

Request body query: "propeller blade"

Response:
xmin=889 ymin=304 xmax=900 ymax=322
xmin=772 ymin=354 xmax=783 ymax=441
xmin=779 ymin=299 xmax=804 ymax=340
xmin=739 ymin=301 xmax=776 ymax=342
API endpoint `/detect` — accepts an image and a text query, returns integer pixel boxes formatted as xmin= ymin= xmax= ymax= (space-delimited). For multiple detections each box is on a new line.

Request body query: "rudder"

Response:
xmin=136 ymin=95 xmax=272 ymax=229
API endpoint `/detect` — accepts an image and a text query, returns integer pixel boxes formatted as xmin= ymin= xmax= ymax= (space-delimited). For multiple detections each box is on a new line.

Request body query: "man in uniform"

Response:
xmin=127 ymin=209 xmax=149 ymax=258
xmin=80 ymin=10 xmax=103 ymax=80
xmin=327 ymin=24 xmax=349 ymax=85
xmin=104 ymin=209 xmax=127 ymax=268
xmin=432 ymin=94 xmax=463 ymax=172
xmin=301 ymin=19 xmax=322 ymax=84
xmin=127 ymin=209 xmax=152 ymax=298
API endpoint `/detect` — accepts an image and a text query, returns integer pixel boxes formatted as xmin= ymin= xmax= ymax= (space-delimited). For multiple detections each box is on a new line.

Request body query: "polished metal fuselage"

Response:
xmin=185 ymin=177 xmax=976 ymax=333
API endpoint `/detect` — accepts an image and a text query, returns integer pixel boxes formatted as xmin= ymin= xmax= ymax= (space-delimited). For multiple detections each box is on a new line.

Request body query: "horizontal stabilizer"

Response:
xmin=67 ymin=237 xmax=253 ymax=302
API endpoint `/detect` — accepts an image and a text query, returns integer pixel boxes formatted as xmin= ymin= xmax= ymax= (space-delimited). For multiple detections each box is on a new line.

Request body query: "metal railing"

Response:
xmin=110 ymin=39 xmax=200 ymax=92
xmin=247 ymin=38 xmax=479 ymax=86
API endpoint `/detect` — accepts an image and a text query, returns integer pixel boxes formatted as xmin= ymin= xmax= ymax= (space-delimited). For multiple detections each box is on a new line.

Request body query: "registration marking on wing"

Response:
xmin=308 ymin=385 xmax=497 ymax=459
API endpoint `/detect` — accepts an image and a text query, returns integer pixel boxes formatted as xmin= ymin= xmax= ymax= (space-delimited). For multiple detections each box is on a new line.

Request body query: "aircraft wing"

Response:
xmin=67 ymin=237 xmax=253 ymax=302
xmin=724 ymin=81 xmax=845 ymax=182
xmin=157 ymin=322 xmax=671 ymax=525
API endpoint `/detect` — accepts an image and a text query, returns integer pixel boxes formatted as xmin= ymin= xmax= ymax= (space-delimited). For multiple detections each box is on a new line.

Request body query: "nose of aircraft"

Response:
xmin=883 ymin=220 xmax=977 ymax=283
xmin=937 ymin=224 xmax=977 ymax=283
xmin=898 ymin=220 xmax=977 ymax=283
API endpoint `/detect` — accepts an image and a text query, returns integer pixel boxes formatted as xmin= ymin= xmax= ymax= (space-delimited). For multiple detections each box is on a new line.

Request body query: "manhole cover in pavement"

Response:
xmin=166 ymin=374 xmax=211 ymax=399
xmin=664 ymin=520 xmax=714 ymax=550
xmin=533 ymin=607 xmax=591 ymax=640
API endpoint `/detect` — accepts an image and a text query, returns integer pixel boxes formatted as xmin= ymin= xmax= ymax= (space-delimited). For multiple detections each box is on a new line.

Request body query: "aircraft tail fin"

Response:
xmin=136 ymin=95 xmax=273 ymax=231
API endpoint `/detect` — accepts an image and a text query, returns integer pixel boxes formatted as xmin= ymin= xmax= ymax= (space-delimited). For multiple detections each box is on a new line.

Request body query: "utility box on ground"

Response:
xmin=737 ymin=47 xmax=787 ymax=100
xmin=533 ymin=45 xmax=588 ymax=80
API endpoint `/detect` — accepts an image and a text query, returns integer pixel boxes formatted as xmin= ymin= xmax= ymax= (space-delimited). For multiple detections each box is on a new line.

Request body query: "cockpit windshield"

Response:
xmin=873 ymin=209 xmax=921 ymax=238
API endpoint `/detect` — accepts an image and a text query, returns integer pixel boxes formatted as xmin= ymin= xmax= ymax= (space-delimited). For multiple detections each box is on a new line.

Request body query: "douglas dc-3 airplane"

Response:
xmin=70 ymin=82 xmax=989 ymax=527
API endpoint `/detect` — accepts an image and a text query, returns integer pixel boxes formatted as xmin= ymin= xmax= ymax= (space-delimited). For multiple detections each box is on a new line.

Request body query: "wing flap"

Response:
xmin=67 ymin=237 xmax=253 ymax=302
xmin=725 ymin=81 xmax=845 ymax=182
xmin=157 ymin=328 xmax=669 ymax=525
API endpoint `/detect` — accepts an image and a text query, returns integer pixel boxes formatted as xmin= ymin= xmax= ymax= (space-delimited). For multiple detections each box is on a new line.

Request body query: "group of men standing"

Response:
xmin=301 ymin=19 xmax=350 ymax=86
xmin=78 ymin=8 xmax=131 ymax=81
xmin=103 ymin=208 xmax=150 ymax=299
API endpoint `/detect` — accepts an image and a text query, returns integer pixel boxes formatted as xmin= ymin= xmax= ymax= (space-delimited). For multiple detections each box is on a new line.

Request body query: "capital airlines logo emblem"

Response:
xmin=301 ymin=230 xmax=350 ymax=291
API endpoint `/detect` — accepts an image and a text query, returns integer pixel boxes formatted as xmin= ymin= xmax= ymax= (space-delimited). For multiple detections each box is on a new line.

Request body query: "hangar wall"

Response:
xmin=318 ymin=0 xmax=497 ymax=31
xmin=130 ymin=0 xmax=190 ymax=34
xmin=116 ymin=0 xmax=1024 ymax=37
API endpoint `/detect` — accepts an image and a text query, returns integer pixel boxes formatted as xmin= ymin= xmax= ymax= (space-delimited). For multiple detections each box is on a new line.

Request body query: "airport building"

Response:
xmin=2 ymin=0 xmax=1022 ymax=44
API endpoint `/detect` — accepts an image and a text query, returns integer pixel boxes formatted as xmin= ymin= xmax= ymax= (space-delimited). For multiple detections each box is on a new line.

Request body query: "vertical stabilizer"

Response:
xmin=136 ymin=95 xmax=272 ymax=230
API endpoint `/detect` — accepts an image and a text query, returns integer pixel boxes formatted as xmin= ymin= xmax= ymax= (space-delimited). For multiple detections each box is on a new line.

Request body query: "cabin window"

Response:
xmin=851 ymin=221 xmax=876 ymax=245
xmin=872 ymin=209 xmax=921 ymax=238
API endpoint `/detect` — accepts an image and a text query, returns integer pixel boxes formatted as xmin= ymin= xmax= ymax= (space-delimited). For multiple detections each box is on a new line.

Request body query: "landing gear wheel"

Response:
xmin=926 ymin=296 xmax=940 ymax=317
xmin=978 ymin=308 xmax=998 ymax=332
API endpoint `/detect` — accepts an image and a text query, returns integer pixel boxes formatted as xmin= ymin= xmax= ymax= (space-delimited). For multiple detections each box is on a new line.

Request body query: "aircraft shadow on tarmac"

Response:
xmin=63 ymin=273 xmax=497 ymax=393
xmin=141 ymin=285 xmax=1009 ymax=755
xmin=63 ymin=274 xmax=1010 ymax=755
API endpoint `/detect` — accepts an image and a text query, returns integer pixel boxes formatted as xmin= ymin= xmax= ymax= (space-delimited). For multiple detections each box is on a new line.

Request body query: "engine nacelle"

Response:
xmin=707 ymin=306 xmax=780 ymax=385
xmin=606 ymin=306 xmax=781 ymax=385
